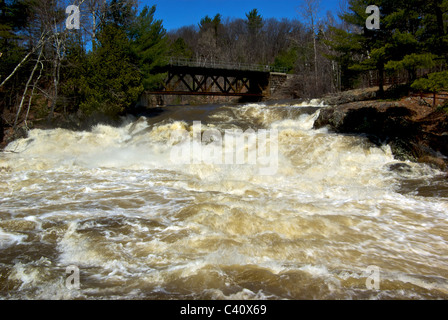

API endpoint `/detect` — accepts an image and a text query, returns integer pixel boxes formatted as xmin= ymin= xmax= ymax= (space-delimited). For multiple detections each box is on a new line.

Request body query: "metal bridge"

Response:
xmin=147 ymin=58 xmax=288 ymax=98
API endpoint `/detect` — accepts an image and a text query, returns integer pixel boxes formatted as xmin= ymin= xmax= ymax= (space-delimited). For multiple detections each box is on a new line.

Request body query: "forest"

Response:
xmin=0 ymin=0 xmax=447 ymax=144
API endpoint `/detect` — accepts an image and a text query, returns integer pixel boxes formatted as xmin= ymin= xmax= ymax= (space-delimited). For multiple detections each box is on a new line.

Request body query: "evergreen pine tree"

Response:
xmin=329 ymin=0 xmax=447 ymax=95
xmin=129 ymin=5 xmax=168 ymax=90
xmin=80 ymin=24 xmax=143 ymax=118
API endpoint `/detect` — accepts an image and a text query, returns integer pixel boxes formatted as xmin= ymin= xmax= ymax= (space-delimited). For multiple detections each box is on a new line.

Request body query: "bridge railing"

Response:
xmin=167 ymin=57 xmax=288 ymax=74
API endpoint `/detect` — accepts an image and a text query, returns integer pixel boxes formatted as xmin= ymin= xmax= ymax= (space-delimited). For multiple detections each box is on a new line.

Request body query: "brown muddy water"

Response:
xmin=0 ymin=101 xmax=447 ymax=299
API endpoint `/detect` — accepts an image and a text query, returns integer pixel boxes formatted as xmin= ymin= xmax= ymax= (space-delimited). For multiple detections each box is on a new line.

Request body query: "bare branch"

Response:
xmin=14 ymin=46 xmax=45 ymax=129
xmin=0 ymin=32 xmax=49 ymax=88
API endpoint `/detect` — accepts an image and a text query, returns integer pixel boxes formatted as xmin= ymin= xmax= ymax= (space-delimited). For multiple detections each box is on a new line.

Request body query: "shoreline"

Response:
xmin=316 ymin=89 xmax=448 ymax=171
xmin=2 ymin=89 xmax=448 ymax=171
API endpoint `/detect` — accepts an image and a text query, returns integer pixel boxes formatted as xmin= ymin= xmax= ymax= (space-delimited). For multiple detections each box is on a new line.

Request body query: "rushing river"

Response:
xmin=1 ymin=101 xmax=448 ymax=300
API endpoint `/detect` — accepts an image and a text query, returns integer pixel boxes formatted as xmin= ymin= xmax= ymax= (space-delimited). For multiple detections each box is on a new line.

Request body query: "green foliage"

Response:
xmin=169 ymin=37 xmax=193 ymax=59
xmin=0 ymin=0 xmax=29 ymax=82
xmin=273 ymin=47 xmax=298 ymax=73
xmin=129 ymin=5 xmax=168 ymax=90
xmin=0 ymin=0 xmax=33 ymax=126
xmin=329 ymin=0 xmax=448 ymax=92
xmin=80 ymin=25 xmax=143 ymax=118
xmin=411 ymin=71 xmax=448 ymax=92
xmin=245 ymin=9 xmax=263 ymax=35
xmin=107 ymin=0 xmax=138 ymax=30
xmin=334 ymin=0 xmax=391 ymax=92
xmin=61 ymin=2 xmax=168 ymax=118
xmin=385 ymin=53 xmax=438 ymax=74
xmin=1 ymin=0 xmax=172 ymax=126
xmin=437 ymin=102 xmax=448 ymax=114
xmin=0 ymin=0 xmax=28 ymax=35
xmin=324 ymin=26 xmax=363 ymax=90
xmin=199 ymin=14 xmax=220 ymax=29
xmin=199 ymin=15 xmax=213 ymax=32
xmin=60 ymin=32 xmax=88 ymax=113
xmin=198 ymin=13 xmax=222 ymax=38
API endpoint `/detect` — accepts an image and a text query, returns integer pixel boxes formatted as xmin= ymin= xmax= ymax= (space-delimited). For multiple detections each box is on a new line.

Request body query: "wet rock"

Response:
xmin=4 ymin=126 xmax=29 ymax=146
xmin=387 ymin=162 xmax=413 ymax=173
xmin=314 ymin=99 xmax=448 ymax=171
xmin=322 ymin=89 xmax=377 ymax=106
xmin=418 ymin=155 xmax=448 ymax=171
xmin=0 ymin=219 xmax=38 ymax=232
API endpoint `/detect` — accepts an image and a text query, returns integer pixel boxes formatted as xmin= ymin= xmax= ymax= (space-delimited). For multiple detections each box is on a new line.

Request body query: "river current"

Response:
xmin=0 ymin=101 xmax=447 ymax=299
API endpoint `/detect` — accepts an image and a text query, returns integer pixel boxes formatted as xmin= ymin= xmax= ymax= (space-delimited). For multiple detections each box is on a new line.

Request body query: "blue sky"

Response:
xmin=142 ymin=0 xmax=341 ymax=31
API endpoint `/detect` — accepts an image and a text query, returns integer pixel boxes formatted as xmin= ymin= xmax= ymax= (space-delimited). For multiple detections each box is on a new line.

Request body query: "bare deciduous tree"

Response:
xmin=298 ymin=0 xmax=321 ymax=93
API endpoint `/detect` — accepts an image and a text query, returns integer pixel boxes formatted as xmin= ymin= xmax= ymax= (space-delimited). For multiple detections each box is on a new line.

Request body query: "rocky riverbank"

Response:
xmin=315 ymin=89 xmax=448 ymax=171
xmin=2 ymin=87 xmax=448 ymax=172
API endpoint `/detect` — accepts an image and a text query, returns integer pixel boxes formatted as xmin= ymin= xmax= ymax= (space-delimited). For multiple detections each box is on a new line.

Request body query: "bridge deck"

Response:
xmin=166 ymin=57 xmax=288 ymax=74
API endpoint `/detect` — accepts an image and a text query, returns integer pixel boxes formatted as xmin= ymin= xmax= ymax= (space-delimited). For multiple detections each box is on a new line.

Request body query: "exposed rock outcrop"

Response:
xmin=314 ymin=96 xmax=448 ymax=170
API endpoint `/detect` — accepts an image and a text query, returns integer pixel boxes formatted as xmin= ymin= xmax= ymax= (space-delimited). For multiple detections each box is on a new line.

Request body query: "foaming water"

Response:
xmin=1 ymin=101 xmax=448 ymax=299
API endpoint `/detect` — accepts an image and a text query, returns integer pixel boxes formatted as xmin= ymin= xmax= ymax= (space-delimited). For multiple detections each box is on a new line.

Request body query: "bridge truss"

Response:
xmin=147 ymin=58 xmax=283 ymax=98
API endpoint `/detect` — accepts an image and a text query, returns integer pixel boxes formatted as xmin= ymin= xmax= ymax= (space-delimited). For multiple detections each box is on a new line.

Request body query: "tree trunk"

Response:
xmin=48 ymin=30 xmax=64 ymax=121
xmin=0 ymin=31 xmax=48 ymax=88
xmin=92 ymin=11 xmax=97 ymax=50
xmin=25 ymin=57 xmax=44 ymax=129
xmin=313 ymin=22 xmax=318 ymax=93
xmin=48 ymin=54 xmax=60 ymax=120
xmin=13 ymin=46 xmax=44 ymax=130
xmin=378 ymin=64 xmax=385 ymax=97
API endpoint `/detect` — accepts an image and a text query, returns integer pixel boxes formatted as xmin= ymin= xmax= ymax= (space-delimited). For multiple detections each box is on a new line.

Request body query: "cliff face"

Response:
xmin=314 ymin=95 xmax=448 ymax=170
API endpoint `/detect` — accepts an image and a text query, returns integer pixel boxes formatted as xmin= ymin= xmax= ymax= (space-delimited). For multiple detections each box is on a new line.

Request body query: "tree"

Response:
xmin=129 ymin=5 xmax=168 ymax=90
xmin=60 ymin=31 xmax=88 ymax=114
xmin=0 ymin=0 xmax=31 ymax=140
xmin=81 ymin=0 xmax=109 ymax=50
xmin=1 ymin=0 xmax=69 ymax=125
xmin=0 ymin=0 xmax=172 ymax=134
xmin=244 ymin=9 xmax=264 ymax=63
xmin=168 ymin=37 xmax=193 ymax=59
xmin=0 ymin=0 xmax=39 ymax=89
xmin=331 ymin=0 xmax=448 ymax=96
xmin=340 ymin=0 xmax=390 ymax=95
xmin=379 ymin=0 xmax=444 ymax=84
xmin=107 ymin=0 xmax=138 ymax=30
xmin=245 ymin=9 xmax=263 ymax=36
xmin=197 ymin=13 xmax=222 ymax=61
xmin=0 ymin=0 xmax=28 ymax=58
xmin=273 ymin=47 xmax=299 ymax=73
xmin=198 ymin=15 xmax=212 ymax=32
xmin=80 ymin=24 xmax=143 ymax=118
xmin=322 ymin=22 xmax=363 ymax=91
xmin=422 ymin=0 xmax=448 ymax=61
xmin=298 ymin=0 xmax=321 ymax=93
xmin=199 ymin=13 xmax=222 ymax=38
xmin=411 ymin=70 xmax=448 ymax=93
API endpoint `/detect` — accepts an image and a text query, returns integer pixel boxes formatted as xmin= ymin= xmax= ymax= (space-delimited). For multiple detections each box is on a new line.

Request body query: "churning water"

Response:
xmin=1 ymin=101 xmax=447 ymax=299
